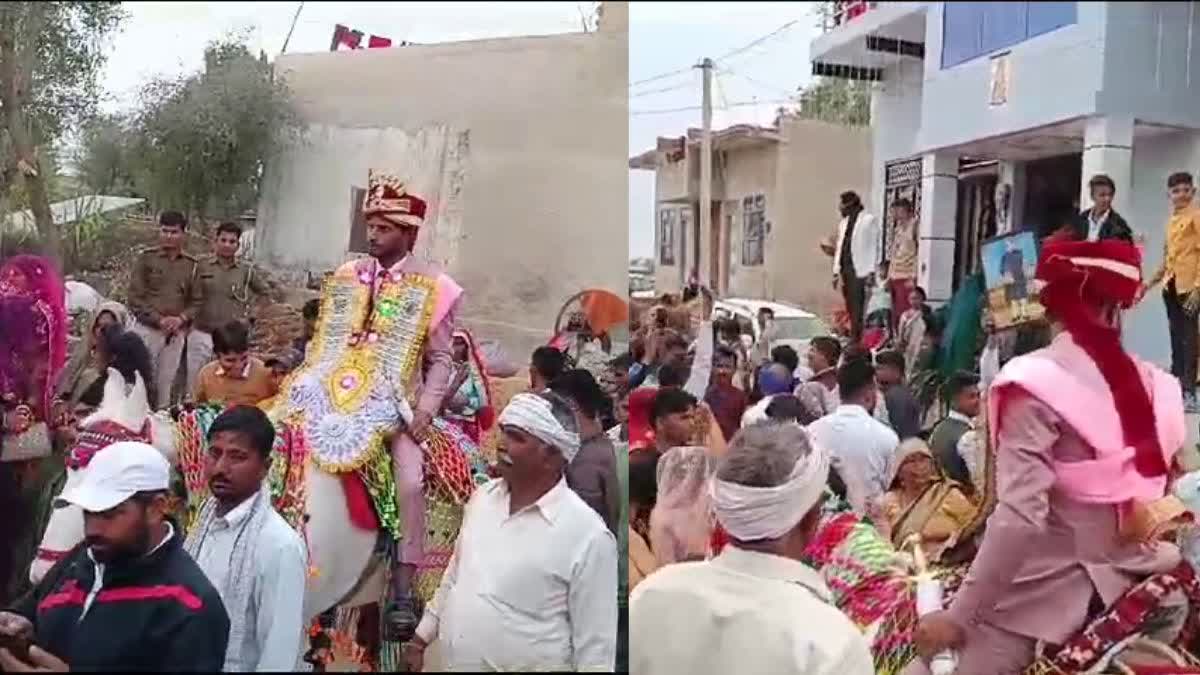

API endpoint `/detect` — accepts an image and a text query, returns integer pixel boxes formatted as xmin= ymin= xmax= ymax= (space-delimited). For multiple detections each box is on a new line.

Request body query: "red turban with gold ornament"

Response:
xmin=1036 ymin=238 xmax=1166 ymax=477
xmin=362 ymin=169 xmax=427 ymax=228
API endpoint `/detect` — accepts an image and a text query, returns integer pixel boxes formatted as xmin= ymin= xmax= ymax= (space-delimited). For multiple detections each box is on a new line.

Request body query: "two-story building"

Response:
xmin=812 ymin=1 xmax=1200 ymax=366
xmin=630 ymin=116 xmax=871 ymax=317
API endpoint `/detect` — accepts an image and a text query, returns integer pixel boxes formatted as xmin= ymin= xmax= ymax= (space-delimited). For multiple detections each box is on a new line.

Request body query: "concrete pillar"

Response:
xmin=1079 ymin=115 xmax=1134 ymax=212
xmin=918 ymin=152 xmax=958 ymax=306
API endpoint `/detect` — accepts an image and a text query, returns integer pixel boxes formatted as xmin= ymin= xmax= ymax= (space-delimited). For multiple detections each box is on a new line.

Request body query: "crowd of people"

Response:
xmin=3 ymin=165 xmax=1200 ymax=674
xmin=0 ymin=169 xmax=625 ymax=673
xmin=623 ymin=173 xmax=1200 ymax=674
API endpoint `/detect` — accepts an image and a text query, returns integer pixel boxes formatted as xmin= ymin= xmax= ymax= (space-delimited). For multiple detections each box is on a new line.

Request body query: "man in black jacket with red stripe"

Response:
xmin=0 ymin=441 xmax=229 ymax=672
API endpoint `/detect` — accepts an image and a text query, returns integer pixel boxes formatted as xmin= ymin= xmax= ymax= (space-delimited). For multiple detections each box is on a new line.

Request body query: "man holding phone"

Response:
xmin=0 ymin=442 xmax=229 ymax=672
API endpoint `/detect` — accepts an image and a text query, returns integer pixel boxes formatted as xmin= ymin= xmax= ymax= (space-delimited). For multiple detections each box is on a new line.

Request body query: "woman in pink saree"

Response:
xmin=0 ymin=255 xmax=68 ymax=603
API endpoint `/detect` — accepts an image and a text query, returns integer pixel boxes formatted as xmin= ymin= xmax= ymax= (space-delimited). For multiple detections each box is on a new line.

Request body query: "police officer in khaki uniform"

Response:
xmin=189 ymin=221 xmax=277 ymax=390
xmin=127 ymin=210 xmax=204 ymax=409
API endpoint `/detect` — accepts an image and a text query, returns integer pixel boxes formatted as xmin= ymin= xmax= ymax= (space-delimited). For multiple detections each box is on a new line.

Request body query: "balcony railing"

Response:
xmin=820 ymin=1 xmax=879 ymax=33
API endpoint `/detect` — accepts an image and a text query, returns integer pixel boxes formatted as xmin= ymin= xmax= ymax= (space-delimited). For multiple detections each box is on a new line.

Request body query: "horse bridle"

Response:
xmin=35 ymin=419 xmax=155 ymax=565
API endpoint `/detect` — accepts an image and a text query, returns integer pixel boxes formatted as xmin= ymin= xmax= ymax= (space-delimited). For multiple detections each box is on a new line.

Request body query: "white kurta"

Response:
xmin=630 ymin=547 xmax=874 ymax=675
xmin=190 ymin=493 xmax=309 ymax=672
xmin=415 ymin=478 xmax=618 ymax=672
xmin=806 ymin=404 xmax=900 ymax=514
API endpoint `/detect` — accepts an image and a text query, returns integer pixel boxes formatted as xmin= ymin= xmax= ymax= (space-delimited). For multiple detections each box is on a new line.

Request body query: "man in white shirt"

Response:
xmin=184 ymin=406 xmax=308 ymax=672
xmin=630 ymin=423 xmax=874 ymax=675
xmin=405 ymin=392 xmax=618 ymax=672
xmin=807 ymin=358 xmax=899 ymax=514
xmin=832 ymin=190 xmax=881 ymax=341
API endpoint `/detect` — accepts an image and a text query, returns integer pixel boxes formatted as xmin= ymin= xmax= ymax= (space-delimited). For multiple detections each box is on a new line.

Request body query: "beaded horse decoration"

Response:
xmin=267 ymin=260 xmax=476 ymax=538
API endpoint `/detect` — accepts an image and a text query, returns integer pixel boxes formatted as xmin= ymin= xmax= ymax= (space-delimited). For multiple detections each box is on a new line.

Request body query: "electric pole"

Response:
xmin=698 ymin=57 xmax=714 ymax=289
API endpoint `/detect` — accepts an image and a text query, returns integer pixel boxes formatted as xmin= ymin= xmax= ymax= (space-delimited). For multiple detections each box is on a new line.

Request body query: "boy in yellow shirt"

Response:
xmin=1145 ymin=171 xmax=1200 ymax=411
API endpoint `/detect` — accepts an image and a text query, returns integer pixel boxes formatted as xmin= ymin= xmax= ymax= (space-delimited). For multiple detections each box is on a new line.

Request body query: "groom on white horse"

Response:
xmin=269 ymin=168 xmax=463 ymax=642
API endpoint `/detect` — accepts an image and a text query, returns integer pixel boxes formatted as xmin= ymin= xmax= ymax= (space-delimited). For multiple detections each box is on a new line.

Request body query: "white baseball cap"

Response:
xmin=56 ymin=441 xmax=170 ymax=513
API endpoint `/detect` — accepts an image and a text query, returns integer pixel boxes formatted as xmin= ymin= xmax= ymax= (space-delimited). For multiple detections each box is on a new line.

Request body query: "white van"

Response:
xmin=711 ymin=298 xmax=829 ymax=373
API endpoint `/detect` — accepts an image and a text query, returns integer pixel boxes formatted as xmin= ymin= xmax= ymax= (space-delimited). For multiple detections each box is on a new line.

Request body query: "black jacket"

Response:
xmin=7 ymin=523 xmax=230 ymax=672
xmin=1069 ymin=208 xmax=1134 ymax=243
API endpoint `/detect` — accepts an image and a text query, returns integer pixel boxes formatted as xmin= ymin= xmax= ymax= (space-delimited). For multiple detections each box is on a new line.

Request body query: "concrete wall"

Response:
xmin=870 ymin=59 xmax=924 ymax=214
xmin=1097 ymin=2 xmax=1200 ymax=129
xmin=653 ymin=159 xmax=689 ymax=294
xmin=723 ymin=144 xmax=778 ymax=300
xmin=917 ymin=1 xmax=1106 ymax=152
xmin=258 ymin=124 xmax=468 ymax=271
xmin=770 ymin=117 xmax=872 ymax=317
xmin=1122 ymin=129 xmax=1200 ymax=368
xmin=256 ymin=24 xmax=628 ymax=357
xmin=650 ymin=118 xmax=871 ymax=315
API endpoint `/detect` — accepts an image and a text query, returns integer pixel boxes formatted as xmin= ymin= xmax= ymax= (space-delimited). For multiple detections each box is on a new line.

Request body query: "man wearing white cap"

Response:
xmin=629 ymin=423 xmax=873 ymax=675
xmin=0 ymin=442 xmax=229 ymax=672
xmin=403 ymin=392 xmax=618 ymax=672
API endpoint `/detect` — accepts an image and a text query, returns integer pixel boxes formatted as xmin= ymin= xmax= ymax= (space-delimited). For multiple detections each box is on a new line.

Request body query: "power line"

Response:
xmin=630 ymin=65 xmax=695 ymax=89
xmin=713 ymin=20 xmax=799 ymax=64
xmin=629 ymin=18 xmax=800 ymax=89
xmin=631 ymin=98 xmax=793 ymax=116
xmin=717 ymin=66 xmax=797 ymax=99
xmin=630 ymin=78 xmax=696 ymax=99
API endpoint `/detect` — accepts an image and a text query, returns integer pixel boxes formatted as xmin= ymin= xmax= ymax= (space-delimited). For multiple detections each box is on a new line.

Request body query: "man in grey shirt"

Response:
xmin=549 ymin=369 xmax=621 ymax=533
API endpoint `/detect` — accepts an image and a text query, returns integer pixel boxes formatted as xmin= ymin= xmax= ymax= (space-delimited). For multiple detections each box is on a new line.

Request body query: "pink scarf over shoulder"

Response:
xmin=989 ymin=334 xmax=1184 ymax=506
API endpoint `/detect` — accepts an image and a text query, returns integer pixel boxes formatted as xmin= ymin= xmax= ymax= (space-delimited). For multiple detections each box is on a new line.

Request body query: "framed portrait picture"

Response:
xmin=981 ymin=230 xmax=1044 ymax=330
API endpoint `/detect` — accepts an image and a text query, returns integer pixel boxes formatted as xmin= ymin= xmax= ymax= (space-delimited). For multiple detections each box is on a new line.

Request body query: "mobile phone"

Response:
xmin=0 ymin=632 xmax=30 ymax=661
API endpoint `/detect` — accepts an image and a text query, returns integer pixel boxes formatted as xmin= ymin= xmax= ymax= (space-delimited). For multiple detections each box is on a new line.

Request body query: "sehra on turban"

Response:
xmin=362 ymin=169 xmax=428 ymax=228
xmin=709 ymin=440 xmax=831 ymax=542
xmin=499 ymin=393 xmax=581 ymax=463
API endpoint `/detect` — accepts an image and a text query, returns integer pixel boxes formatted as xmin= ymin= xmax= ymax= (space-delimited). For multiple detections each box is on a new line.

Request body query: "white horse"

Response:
xmin=32 ymin=367 xmax=386 ymax=625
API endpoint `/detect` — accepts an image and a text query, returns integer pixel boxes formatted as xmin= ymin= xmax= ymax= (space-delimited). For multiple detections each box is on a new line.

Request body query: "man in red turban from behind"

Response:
xmin=909 ymin=238 xmax=1186 ymax=673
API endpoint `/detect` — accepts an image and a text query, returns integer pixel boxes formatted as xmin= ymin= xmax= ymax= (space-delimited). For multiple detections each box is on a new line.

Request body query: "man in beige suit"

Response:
xmin=909 ymin=238 xmax=1186 ymax=674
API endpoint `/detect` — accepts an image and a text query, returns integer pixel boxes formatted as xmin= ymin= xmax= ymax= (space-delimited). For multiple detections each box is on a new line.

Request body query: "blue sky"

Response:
xmin=628 ymin=2 xmax=821 ymax=259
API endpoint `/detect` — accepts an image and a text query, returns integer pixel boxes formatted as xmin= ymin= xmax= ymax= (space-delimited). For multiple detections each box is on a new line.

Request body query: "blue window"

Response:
xmin=942 ymin=1 xmax=1076 ymax=68
xmin=1027 ymin=1 xmax=1077 ymax=37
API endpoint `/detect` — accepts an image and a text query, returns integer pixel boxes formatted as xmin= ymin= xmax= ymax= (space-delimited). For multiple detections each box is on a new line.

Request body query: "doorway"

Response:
xmin=954 ymin=165 xmax=998 ymax=291
xmin=1023 ymin=153 xmax=1082 ymax=238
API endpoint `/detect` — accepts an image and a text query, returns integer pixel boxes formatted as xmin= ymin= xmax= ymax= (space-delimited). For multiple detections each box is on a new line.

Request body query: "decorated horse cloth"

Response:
xmin=806 ymin=509 xmax=1200 ymax=675
xmin=302 ymin=424 xmax=490 ymax=673
xmin=175 ymin=403 xmax=487 ymax=537
xmin=265 ymin=264 xmax=463 ymax=540
xmin=1024 ymin=562 xmax=1200 ymax=674
xmin=803 ymin=510 xmax=969 ymax=675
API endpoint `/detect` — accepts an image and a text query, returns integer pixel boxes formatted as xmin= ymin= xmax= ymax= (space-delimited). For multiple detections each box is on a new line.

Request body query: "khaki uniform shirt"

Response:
xmin=127 ymin=247 xmax=203 ymax=329
xmin=195 ymin=256 xmax=272 ymax=332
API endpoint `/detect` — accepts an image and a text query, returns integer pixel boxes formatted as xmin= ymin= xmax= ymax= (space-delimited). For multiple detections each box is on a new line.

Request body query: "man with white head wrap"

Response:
xmin=630 ymin=423 xmax=874 ymax=675
xmin=405 ymin=392 xmax=618 ymax=673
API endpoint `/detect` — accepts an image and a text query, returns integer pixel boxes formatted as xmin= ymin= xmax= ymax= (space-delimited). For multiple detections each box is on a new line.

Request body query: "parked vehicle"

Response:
xmin=711 ymin=298 xmax=829 ymax=371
